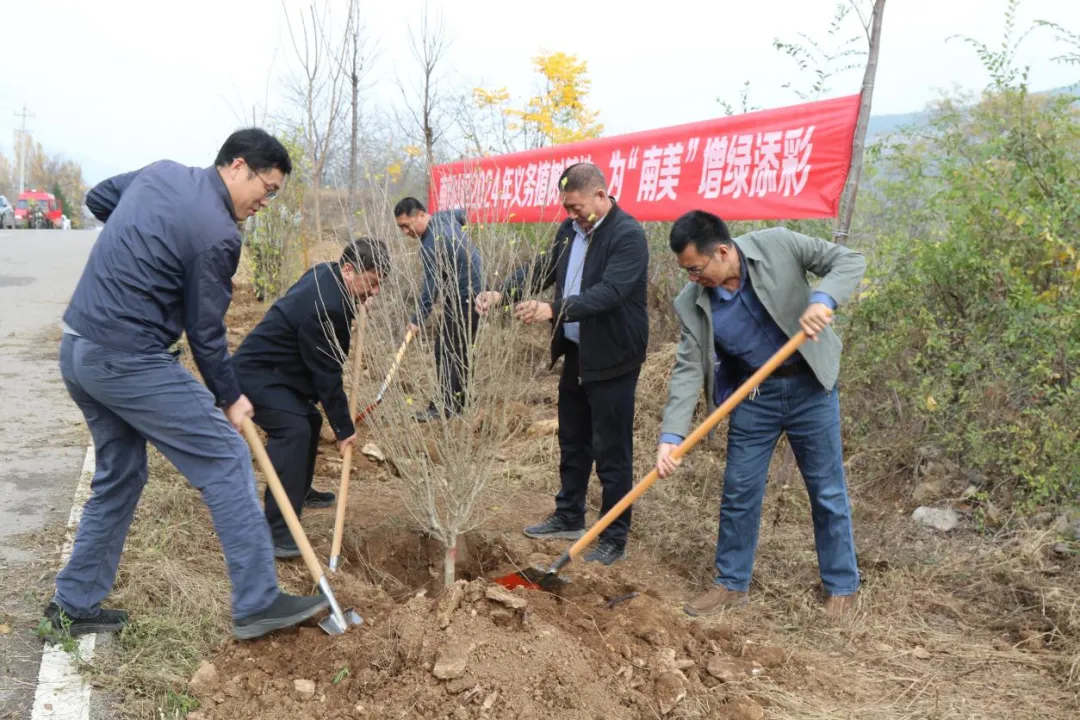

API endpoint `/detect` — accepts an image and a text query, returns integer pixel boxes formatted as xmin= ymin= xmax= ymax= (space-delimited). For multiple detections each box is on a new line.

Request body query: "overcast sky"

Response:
xmin=2 ymin=0 xmax=1078 ymax=185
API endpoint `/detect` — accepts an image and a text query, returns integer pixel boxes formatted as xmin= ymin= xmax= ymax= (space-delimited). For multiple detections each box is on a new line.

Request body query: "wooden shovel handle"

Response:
xmin=331 ymin=307 xmax=368 ymax=563
xmin=242 ymin=418 xmax=325 ymax=585
xmin=354 ymin=329 xmax=415 ymax=422
xmin=563 ymin=329 xmax=812 ymax=563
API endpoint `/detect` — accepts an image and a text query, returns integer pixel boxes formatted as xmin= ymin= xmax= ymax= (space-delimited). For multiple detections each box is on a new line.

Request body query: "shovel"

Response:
xmin=329 ymin=305 xmax=368 ymax=572
xmin=498 ymin=328 xmax=814 ymax=593
xmin=353 ymin=327 xmax=416 ymax=424
xmin=241 ymin=418 xmax=363 ymax=635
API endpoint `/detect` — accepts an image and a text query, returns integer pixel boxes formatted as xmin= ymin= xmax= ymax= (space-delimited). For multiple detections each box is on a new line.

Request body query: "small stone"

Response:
xmin=361 ymin=442 xmax=385 ymax=462
xmin=485 ymin=584 xmax=528 ymax=609
xmin=653 ymin=671 xmax=687 ymax=715
xmin=752 ymin=645 xmax=786 ymax=668
xmin=1052 ymin=542 xmax=1070 ymax=556
xmin=189 ymin=661 xmax=220 ymax=697
xmin=482 ymin=690 xmax=499 ymax=710
xmin=911 ymin=647 xmax=931 ymax=660
xmin=490 ymin=608 xmax=516 ymax=627
xmin=294 ymin=678 xmax=316 ymax=699
xmin=706 ymin=656 xmax=742 ymax=682
xmin=912 ymin=506 xmax=959 ymax=532
xmin=433 ymin=641 xmax=475 ymax=680
xmin=0 ymin=624 xmax=10 ymax=635
xmin=445 ymin=674 xmax=478 ymax=694
xmin=961 ymin=485 xmax=979 ymax=500
xmin=727 ymin=695 xmax=765 ymax=720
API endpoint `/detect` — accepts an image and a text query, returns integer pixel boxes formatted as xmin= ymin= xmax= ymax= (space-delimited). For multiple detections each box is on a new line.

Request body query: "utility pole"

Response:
xmin=14 ymin=104 xmax=34 ymax=192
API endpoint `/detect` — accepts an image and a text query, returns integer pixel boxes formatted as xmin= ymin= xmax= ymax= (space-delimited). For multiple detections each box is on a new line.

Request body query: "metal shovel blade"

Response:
xmin=316 ymin=576 xmax=364 ymax=635
xmin=319 ymin=607 xmax=363 ymax=635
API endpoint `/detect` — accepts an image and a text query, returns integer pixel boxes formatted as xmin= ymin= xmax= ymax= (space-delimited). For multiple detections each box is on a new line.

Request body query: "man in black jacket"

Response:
xmin=48 ymin=128 xmax=330 ymax=641
xmin=394 ymin=199 xmax=483 ymax=421
xmin=233 ymin=238 xmax=389 ymax=558
xmin=474 ymin=162 xmax=649 ymax=565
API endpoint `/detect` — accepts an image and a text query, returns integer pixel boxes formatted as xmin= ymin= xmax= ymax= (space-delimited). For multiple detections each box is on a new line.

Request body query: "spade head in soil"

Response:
xmin=493 ymin=564 xmax=570 ymax=594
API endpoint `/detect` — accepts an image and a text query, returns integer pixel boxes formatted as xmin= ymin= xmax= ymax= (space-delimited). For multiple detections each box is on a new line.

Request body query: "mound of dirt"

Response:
xmin=190 ymin=537 xmax=781 ymax=720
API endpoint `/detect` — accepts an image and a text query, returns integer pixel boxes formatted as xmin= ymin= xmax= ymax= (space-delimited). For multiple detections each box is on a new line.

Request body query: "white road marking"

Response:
xmin=30 ymin=444 xmax=96 ymax=720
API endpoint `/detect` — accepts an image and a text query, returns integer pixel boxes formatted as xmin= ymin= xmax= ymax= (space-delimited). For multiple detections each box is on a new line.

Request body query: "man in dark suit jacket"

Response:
xmin=475 ymin=162 xmax=649 ymax=565
xmin=233 ymin=238 xmax=389 ymax=557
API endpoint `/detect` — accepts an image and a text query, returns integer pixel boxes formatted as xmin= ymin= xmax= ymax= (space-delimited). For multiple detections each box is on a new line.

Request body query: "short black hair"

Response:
xmin=669 ymin=210 xmax=733 ymax=254
xmin=393 ymin=197 xmax=426 ymax=217
xmin=341 ymin=236 xmax=390 ymax=276
xmin=215 ymin=128 xmax=292 ymax=175
xmin=557 ymin=163 xmax=607 ymax=195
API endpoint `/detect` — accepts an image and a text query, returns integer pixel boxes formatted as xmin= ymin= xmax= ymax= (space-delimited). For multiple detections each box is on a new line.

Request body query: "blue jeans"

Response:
xmin=54 ymin=334 xmax=280 ymax=620
xmin=715 ymin=372 xmax=860 ymax=596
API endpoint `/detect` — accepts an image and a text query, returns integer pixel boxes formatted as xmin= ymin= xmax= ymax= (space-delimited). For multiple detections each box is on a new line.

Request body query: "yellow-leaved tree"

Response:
xmin=473 ymin=51 xmax=603 ymax=151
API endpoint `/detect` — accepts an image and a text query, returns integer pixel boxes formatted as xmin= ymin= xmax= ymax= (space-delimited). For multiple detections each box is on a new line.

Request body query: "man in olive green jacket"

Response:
xmin=656 ymin=210 xmax=866 ymax=618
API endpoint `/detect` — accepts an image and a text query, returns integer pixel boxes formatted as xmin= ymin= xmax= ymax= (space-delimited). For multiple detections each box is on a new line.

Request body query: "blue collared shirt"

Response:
xmin=561 ymin=213 xmax=606 ymax=344
xmin=659 ymin=247 xmax=835 ymax=446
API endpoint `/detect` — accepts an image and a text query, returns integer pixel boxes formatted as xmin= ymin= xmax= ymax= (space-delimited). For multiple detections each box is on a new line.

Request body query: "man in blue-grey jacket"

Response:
xmin=45 ymin=128 xmax=329 ymax=641
xmin=394 ymin=198 xmax=483 ymax=420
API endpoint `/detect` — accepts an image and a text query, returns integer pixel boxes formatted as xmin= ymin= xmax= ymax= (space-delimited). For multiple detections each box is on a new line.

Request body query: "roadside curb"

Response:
xmin=30 ymin=444 xmax=96 ymax=720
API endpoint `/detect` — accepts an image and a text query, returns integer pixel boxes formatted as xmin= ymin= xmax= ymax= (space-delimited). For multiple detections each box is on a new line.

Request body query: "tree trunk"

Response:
xmin=349 ymin=75 xmax=359 ymax=214
xmin=443 ymin=535 xmax=457 ymax=589
xmin=833 ymin=0 xmax=886 ymax=243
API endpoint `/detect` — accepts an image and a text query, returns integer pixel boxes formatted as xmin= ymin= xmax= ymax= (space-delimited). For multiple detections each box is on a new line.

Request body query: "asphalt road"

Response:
xmin=0 ymin=228 xmax=97 ymax=718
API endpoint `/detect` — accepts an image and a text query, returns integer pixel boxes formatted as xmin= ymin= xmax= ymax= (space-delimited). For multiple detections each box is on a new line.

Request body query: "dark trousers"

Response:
xmin=250 ymin=403 xmax=323 ymax=542
xmin=435 ymin=299 xmax=479 ymax=414
xmin=554 ymin=343 xmax=639 ymax=546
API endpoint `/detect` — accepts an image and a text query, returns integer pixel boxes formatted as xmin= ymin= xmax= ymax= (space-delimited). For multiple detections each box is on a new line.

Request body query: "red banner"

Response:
xmin=429 ymin=94 xmax=860 ymax=224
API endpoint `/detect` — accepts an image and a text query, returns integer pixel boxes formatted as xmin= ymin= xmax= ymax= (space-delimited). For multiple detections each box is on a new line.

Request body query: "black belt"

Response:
xmin=754 ymin=359 xmax=810 ymax=379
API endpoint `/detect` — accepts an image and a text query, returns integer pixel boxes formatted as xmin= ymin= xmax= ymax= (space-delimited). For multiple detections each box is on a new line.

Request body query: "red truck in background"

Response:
xmin=15 ymin=189 xmax=63 ymax=229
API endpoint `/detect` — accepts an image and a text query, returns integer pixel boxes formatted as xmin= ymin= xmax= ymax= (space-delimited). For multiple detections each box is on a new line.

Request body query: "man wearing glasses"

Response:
xmin=656 ymin=210 xmax=866 ymax=620
xmin=46 ymin=128 xmax=331 ymax=640
xmin=232 ymin=237 xmax=390 ymax=558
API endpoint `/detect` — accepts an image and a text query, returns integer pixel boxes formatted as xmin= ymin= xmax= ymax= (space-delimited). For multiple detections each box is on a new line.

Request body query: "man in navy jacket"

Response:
xmin=394 ymin=199 xmax=483 ymax=420
xmin=47 ymin=128 xmax=329 ymax=640
xmin=233 ymin=238 xmax=389 ymax=557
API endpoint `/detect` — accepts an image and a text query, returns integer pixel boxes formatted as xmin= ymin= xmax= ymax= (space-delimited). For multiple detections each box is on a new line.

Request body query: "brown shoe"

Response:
xmin=683 ymin=586 xmax=748 ymax=617
xmin=823 ymin=592 xmax=858 ymax=619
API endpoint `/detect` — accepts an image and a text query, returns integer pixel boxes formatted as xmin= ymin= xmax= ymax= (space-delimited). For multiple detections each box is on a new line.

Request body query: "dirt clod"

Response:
xmin=189 ymin=661 xmax=220 ymax=697
xmin=654 ymin=671 xmax=688 ymax=715
xmin=485 ymin=584 xmax=528 ymax=609
xmin=438 ymin=580 xmax=468 ymax=628
xmin=706 ymin=656 xmax=744 ymax=683
xmin=293 ymin=678 xmax=315 ymax=700
xmin=434 ymin=640 xmax=476 ymax=679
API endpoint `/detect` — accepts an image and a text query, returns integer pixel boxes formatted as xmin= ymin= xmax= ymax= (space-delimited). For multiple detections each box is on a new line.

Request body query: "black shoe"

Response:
xmin=583 ymin=539 xmax=627 ymax=566
xmin=273 ymin=536 xmax=303 ymax=559
xmin=523 ymin=513 xmax=585 ymax=540
xmin=232 ymin=592 xmax=330 ymax=640
xmin=304 ymin=488 xmax=336 ymax=509
xmin=43 ymin=602 xmax=128 ymax=637
xmin=413 ymin=403 xmax=441 ymax=423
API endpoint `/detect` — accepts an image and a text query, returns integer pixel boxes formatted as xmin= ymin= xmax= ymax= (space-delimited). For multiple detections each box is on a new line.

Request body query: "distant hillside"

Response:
xmin=865 ymin=84 xmax=1078 ymax=143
